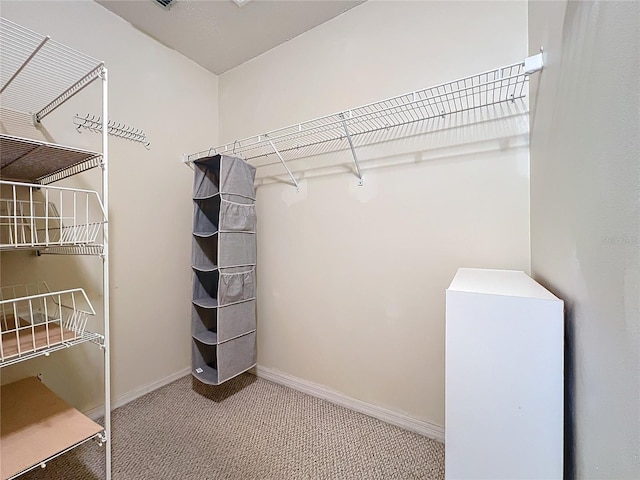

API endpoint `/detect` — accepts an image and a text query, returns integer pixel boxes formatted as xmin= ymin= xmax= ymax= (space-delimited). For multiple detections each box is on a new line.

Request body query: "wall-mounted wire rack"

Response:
xmin=184 ymin=54 xmax=543 ymax=188
xmin=0 ymin=181 xmax=106 ymax=254
xmin=0 ymin=282 xmax=100 ymax=367
xmin=73 ymin=114 xmax=150 ymax=149
xmin=0 ymin=16 xmax=112 ymax=480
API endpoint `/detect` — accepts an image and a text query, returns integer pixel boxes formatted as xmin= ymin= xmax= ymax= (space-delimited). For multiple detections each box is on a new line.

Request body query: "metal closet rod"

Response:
xmin=183 ymin=53 xmax=544 ymax=188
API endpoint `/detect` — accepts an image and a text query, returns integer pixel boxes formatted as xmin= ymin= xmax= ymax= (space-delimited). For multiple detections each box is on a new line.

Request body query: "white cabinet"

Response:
xmin=445 ymin=268 xmax=563 ymax=480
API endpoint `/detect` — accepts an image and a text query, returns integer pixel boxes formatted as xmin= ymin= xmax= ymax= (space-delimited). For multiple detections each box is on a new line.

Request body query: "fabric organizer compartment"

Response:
xmin=190 ymin=154 xmax=257 ymax=386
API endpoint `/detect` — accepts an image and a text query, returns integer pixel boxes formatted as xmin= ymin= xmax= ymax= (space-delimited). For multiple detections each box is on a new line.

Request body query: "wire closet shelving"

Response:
xmin=185 ymin=54 xmax=543 ymax=188
xmin=0 ymin=16 xmax=111 ymax=480
xmin=0 ymin=180 xmax=106 ymax=254
xmin=0 ymin=282 xmax=100 ymax=367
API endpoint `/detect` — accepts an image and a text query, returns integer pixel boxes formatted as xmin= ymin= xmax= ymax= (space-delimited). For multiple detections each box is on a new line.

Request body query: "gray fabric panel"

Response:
xmin=220 ymin=155 xmax=256 ymax=199
xmin=191 ymin=303 xmax=216 ymax=338
xmin=191 ymin=236 xmax=218 ymax=270
xmin=192 ymin=157 xmax=220 ymax=199
xmin=219 ymin=199 xmax=256 ymax=232
xmin=218 ymin=232 xmax=256 ymax=267
xmin=192 ymin=199 xmax=219 ymax=235
xmin=192 ymin=339 xmax=217 ymax=377
xmin=218 ymin=268 xmax=255 ymax=306
xmin=222 ymin=194 xmax=254 ymax=205
xmin=217 ymin=331 xmax=256 ymax=383
xmin=217 ymin=299 xmax=256 ymax=343
xmin=191 ymin=299 xmax=256 ymax=344
xmin=192 ymin=270 xmax=219 ymax=301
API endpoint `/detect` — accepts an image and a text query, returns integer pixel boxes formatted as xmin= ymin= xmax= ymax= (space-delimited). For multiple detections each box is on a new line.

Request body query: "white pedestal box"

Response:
xmin=445 ymin=268 xmax=564 ymax=480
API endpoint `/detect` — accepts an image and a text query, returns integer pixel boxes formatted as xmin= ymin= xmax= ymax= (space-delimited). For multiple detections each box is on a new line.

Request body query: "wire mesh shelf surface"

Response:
xmin=0 ymin=181 xmax=106 ymax=252
xmin=0 ymin=282 xmax=99 ymax=366
xmin=0 ymin=17 xmax=103 ymax=121
xmin=0 ymin=134 xmax=103 ymax=185
xmin=186 ymin=61 xmax=529 ymax=165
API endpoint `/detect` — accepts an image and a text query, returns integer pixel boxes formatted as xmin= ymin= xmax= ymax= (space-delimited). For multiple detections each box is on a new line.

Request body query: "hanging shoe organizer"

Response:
xmin=191 ymin=154 xmax=257 ymax=385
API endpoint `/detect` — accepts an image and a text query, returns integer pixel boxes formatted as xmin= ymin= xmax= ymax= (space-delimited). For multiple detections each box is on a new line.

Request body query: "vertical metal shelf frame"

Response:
xmin=0 ymin=17 xmax=111 ymax=480
xmin=101 ymin=62 xmax=112 ymax=480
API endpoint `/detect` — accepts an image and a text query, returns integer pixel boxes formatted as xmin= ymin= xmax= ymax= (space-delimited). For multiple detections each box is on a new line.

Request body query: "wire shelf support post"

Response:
xmin=99 ymin=63 xmax=112 ymax=480
xmin=266 ymin=136 xmax=300 ymax=191
xmin=339 ymin=112 xmax=364 ymax=186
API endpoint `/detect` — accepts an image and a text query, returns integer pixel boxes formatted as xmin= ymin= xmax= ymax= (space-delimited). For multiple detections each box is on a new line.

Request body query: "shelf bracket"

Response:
xmin=339 ymin=113 xmax=364 ymax=186
xmin=266 ymin=137 xmax=299 ymax=191
xmin=0 ymin=36 xmax=49 ymax=95
xmin=95 ymin=432 xmax=107 ymax=446
xmin=524 ymin=52 xmax=544 ymax=74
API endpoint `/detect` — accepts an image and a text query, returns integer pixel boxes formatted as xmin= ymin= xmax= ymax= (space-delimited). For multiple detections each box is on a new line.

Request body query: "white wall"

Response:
xmin=0 ymin=0 xmax=218 ymax=412
xmin=528 ymin=1 xmax=640 ymax=478
xmin=220 ymin=0 xmax=529 ymax=428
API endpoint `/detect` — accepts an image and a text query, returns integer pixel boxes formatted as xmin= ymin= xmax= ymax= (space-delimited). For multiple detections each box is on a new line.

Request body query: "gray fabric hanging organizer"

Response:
xmin=191 ymin=154 xmax=257 ymax=385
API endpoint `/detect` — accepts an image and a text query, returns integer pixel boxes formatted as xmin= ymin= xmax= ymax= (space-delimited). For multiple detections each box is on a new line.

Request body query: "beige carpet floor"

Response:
xmin=21 ymin=373 xmax=444 ymax=479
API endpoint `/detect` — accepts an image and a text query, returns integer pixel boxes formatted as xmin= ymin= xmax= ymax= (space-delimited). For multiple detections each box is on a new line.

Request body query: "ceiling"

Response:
xmin=96 ymin=0 xmax=365 ymax=75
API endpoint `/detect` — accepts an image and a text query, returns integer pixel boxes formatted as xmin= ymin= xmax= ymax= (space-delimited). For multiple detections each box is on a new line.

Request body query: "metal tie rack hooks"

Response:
xmin=74 ymin=114 xmax=150 ymax=149
xmin=184 ymin=53 xmax=544 ymax=189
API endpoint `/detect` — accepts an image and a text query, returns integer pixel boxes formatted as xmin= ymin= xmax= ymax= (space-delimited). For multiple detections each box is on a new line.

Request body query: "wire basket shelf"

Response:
xmin=0 ymin=282 xmax=100 ymax=366
xmin=0 ymin=181 xmax=106 ymax=254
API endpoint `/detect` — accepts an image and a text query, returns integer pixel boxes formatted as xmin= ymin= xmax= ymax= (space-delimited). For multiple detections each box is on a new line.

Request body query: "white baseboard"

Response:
xmin=84 ymin=367 xmax=191 ymax=420
xmin=254 ymin=365 xmax=445 ymax=443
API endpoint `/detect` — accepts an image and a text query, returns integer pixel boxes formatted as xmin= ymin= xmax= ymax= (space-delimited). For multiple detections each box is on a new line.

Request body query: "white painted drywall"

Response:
xmin=528 ymin=1 xmax=640 ymax=477
xmin=219 ymin=0 xmax=530 ymax=428
xmin=0 ymin=0 xmax=218 ymax=412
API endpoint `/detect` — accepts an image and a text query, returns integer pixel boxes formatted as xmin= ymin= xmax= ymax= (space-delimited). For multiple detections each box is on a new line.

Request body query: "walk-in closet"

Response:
xmin=0 ymin=1 xmax=638 ymax=480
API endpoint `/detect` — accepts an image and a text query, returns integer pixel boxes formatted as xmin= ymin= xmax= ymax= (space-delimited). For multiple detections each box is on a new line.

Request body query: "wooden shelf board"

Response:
xmin=0 ymin=377 xmax=103 ymax=480
xmin=1 ymin=315 xmax=79 ymax=362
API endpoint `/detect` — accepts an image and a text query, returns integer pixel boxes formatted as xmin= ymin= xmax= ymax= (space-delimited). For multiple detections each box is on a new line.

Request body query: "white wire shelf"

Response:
xmin=0 ymin=180 xmax=106 ymax=253
xmin=0 ymin=17 xmax=103 ymax=122
xmin=0 ymin=282 xmax=99 ymax=366
xmin=185 ymin=57 xmax=542 ymax=187
xmin=0 ymin=330 xmax=103 ymax=368
xmin=0 ymin=134 xmax=102 ymax=185
xmin=37 ymin=245 xmax=105 ymax=256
